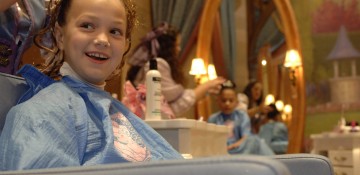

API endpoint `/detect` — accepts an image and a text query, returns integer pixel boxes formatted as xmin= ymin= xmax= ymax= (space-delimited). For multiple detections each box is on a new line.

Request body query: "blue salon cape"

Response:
xmin=258 ymin=121 xmax=288 ymax=154
xmin=0 ymin=65 xmax=182 ymax=170
xmin=208 ymin=109 xmax=274 ymax=155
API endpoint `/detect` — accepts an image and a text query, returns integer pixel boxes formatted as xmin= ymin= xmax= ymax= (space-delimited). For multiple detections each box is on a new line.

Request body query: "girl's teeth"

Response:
xmin=89 ymin=53 xmax=108 ymax=59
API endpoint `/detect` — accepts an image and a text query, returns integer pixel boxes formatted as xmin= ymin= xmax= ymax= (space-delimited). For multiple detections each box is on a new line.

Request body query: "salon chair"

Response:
xmin=0 ymin=72 xmax=28 ymax=134
xmin=0 ymin=155 xmax=292 ymax=175
xmin=272 ymin=153 xmax=334 ymax=175
xmin=0 ymin=72 xmax=334 ymax=175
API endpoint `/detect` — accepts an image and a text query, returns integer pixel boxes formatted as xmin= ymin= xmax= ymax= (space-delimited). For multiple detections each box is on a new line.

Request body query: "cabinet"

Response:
xmin=311 ymin=132 xmax=360 ymax=175
xmin=145 ymin=119 xmax=229 ymax=158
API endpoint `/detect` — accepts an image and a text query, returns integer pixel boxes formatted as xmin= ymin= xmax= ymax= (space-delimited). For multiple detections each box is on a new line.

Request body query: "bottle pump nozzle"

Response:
xmin=150 ymin=59 xmax=158 ymax=70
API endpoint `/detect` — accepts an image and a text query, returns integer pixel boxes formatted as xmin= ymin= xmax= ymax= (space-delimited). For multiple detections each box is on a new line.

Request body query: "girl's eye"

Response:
xmin=80 ymin=23 xmax=94 ymax=30
xmin=110 ymin=29 xmax=123 ymax=36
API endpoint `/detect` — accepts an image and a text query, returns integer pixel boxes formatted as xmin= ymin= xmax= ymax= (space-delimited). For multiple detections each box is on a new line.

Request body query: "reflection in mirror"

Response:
xmin=247 ymin=0 xmax=304 ymax=153
xmin=149 ymin=0 xmax=305 ymax=154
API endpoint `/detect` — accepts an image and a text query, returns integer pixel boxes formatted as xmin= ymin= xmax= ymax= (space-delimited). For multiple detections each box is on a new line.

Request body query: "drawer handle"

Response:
xmin=334 ymin=156 xmax=347 ymax=162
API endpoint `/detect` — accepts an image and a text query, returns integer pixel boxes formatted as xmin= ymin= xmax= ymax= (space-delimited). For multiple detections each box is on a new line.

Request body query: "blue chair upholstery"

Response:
xmin=0 ymin=72 xmax=28 ymax=133
xmin=0 ymin=155 xmax=291 ymax=175
xmin=271 ymin=154 xmax=334 ymax=175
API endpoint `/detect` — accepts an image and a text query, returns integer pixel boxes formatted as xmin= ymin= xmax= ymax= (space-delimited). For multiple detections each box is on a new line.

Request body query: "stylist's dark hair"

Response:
xmin=126 ymin=23 xmax=185 ymax=85
xmin=157 ymin=25 xmax=184 ymax=85
xmin=243 ymin=81 xmax=263 ymax=109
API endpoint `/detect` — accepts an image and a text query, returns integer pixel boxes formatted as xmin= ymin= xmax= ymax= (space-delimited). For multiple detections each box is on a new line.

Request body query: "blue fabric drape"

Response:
xmin=152 ymin=0 xmax=238 ymax=80
xmin=151 ymin=0 xmax=204 ymax=51
xmin=256 ymin=15 xmax=285 ymax=55
xmin=220 ymin=0 xmax=237 ymax=80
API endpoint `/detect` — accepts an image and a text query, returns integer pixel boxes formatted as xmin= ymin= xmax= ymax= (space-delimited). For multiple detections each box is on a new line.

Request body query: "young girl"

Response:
xmin=258 ymin=103 xmax=288 ymax=154
xmin=0 ymin=0 xmax=182 ymax=171
xmin=208 ymin=80 xmax=274 ymax=155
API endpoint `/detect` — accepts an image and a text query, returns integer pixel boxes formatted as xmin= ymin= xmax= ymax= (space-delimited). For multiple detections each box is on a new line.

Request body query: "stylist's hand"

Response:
xmin=259 ymin=103 xmax=272 ymax=114
xmin=206 ymin=77 xmax=226 ymax=95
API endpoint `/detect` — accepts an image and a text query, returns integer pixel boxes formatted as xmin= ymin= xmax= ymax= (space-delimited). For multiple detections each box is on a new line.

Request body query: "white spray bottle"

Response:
xmin=145 ymin=59 xmax=162 ymax=120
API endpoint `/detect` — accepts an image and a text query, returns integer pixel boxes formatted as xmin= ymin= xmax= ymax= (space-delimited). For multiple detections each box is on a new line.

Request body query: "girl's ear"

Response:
xmin=54 ymin=22 xmax=64 ymax=50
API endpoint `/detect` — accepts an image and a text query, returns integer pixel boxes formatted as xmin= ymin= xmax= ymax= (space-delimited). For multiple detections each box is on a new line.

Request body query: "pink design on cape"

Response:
xmin=111 ymin=113 xmax=151 ymax=162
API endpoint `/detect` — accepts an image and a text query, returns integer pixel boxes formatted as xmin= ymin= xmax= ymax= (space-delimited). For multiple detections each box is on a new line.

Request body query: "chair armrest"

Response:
xmin=0 ymin=155 xmax=291 ymax=175
xmin=271 ymin=153 xmax=334 ymax=175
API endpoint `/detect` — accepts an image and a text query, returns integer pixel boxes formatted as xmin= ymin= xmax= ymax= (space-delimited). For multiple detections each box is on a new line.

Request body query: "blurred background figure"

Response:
xmin=0 ymin=0 xmax=46 ymax=74
xmin=126 ymin=22 xmax=225 ymax=117
xmin=208 ymin=80 xmax=274 ymax=155
xmin=258 ymin=103 xmax=289 ymax=154
xmin=237 ymin=93 xmax=249 ymax=111
xmin=243 ymin=81 xmax=271 ymax=133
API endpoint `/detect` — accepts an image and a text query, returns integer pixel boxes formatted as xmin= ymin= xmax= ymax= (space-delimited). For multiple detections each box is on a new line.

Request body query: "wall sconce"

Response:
xmin=265 ymin=94 xmax=275 ymax=105
xmin=189 ymin=58 xmax=207 ymax=84
xmin=283 ymin=104 xmax=292 ymax=114
xmin=284 ymin=49 xmax=301 ymax=86
xmin=261 ymin=59 xmax=267 ymax=66
xmin=283 ymin=104 xmax=293 ymax=123
xmin=275 ymin=100 xmax=284 ymax=111
xmin=207 ymin=64 xmax=217 ymax=80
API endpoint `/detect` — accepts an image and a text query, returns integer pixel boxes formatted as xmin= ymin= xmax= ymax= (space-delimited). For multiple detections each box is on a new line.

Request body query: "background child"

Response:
xmin=0 ymin=0 xmax=182 ymax=171
xmin=208 ymin=80 xmax=274 ymax=155
xmin=258 ymin=103 xmax=289 ymax=154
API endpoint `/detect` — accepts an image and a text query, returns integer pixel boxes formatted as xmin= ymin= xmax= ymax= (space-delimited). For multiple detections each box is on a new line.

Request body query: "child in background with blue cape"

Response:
xmin=208 ymin=80 xmax=274 ymax=155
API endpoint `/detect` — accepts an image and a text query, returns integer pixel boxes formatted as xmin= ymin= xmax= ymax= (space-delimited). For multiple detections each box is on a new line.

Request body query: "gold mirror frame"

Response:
xmin=273 ymin=0 xmax=305 ymax=153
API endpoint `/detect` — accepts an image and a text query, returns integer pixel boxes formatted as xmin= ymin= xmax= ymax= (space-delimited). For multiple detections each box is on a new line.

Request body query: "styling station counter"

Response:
xmin=145 ymin=119 xmax=229 ymax=158
xmin=311 ymin=132 xmax=360 ymax=175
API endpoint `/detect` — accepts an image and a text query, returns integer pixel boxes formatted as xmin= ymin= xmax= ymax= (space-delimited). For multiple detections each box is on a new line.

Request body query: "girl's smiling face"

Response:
xmin=55 ymin=0 xmax=128 ymax=85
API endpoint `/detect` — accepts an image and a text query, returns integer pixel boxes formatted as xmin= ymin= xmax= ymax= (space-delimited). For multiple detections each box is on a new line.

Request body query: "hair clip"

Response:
xmin=221 ymin=80 xmax=236 ymax=88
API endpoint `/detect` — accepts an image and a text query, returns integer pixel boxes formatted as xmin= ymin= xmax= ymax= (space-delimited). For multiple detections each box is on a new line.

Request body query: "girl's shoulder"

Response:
xmin=274 ymin=121 xmax=287 ymax=128
xmin=208 ymin=111 xmax=222 ymax=122
xmin=38 ymin=81 xmax=78 ymax=96
xmin=155 ymin=57 xmax=170 ymax=68
xmin=234 ymin=109 xmax=250 ymax=119
xmin=6 ymin=82 xmax=83 ymax=126
xmin=22 ymin=81 xmax=81 ymax=109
